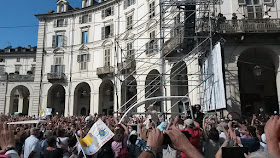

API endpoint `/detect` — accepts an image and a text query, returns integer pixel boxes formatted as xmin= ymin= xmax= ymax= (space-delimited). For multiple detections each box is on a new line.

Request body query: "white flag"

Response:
xmin=78 ymin=119 xmax=114 ymax=155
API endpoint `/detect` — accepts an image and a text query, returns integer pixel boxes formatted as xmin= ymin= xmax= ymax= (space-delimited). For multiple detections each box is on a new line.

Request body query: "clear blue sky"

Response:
xmin=0 ymin=0 xmax=81 ymax=49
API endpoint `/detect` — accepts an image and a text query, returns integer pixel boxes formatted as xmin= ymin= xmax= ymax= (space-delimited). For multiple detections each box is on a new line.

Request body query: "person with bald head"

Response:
xmin=22 ymin=128 xmax=40 ymax=158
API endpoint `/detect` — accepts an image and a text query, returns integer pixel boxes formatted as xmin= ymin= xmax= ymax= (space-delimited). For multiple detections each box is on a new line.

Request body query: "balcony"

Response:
xmin=197 ymin=19 xmax=280 ymax=33
xmin=117 ymin=59 xmax=136 ymax=74
xmin=96 ymin=66 xmax=114 ymax=76
xmin=0 ymin=74 xmax=7 ymax=81
xmin=47 ymin=72 xmax=66 ymax=82
xmin=163 ymin=36 xmax=183 ymax=56
xmin=8 ymin=74 xmax=34 ymax=82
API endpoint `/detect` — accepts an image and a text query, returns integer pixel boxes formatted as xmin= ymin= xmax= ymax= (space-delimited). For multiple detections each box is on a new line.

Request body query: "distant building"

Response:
xmin=0 ymin=46 xmax=39 ymax=115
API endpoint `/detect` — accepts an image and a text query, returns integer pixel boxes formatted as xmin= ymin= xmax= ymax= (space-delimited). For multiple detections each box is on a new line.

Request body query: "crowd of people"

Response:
xmin=0 ymin=105 xmax=279 ymax=158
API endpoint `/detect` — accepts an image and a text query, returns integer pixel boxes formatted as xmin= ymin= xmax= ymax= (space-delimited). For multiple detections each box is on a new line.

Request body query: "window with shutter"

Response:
xmin=53 ymin=20 xmax=57 ymax=27
xmin=110 ymin=24 xmax=114 ymax=37
xmin=88 ymin=14 xmax=92 ymax=22
xmin=124 ymin=0 xmax=127 ymax=9
xmin=77 ymin=55 xmax=81 ymax=63
xmin=63 ymin=35 xmax=67 ymax=47
xmin=64 ymin=19 xmax=68 ymax=26
xmin=102 ymin=10 xmax=105 ymax=19
xmin=104 ymin=49 xmax=110 ymax=66
xmin=102 ymin=27 xmax=105 ymax=40
xmin=52 ymin=35 xmax=57 ymax=48
xmin=79 ymin=16 xmax=82 ymax=24
xmin=80 ymin=54 xmax=88 ymax=70
xmin=149 ymin=1 xmax=155 ymax=18
xmin=127 ymin=15 xmax=133 ymax=30
xmin=127 ymin=42 xmax=134 ymax=58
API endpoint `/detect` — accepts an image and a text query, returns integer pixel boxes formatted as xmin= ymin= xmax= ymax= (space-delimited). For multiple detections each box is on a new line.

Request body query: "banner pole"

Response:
xmin=75 ymin=133 xmax=87 ymax=158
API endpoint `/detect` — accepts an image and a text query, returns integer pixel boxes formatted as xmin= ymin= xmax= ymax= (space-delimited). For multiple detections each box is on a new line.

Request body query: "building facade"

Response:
xmin=0 ymin=46 xmax=40 ymax=115
xmin=1 ymin=0 xmax=279 ymax=117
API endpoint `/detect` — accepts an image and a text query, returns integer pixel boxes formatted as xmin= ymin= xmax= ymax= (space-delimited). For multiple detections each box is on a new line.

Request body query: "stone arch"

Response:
xmin=121 ymin=76 xmax=137 ymax=112
xmin=145 ymin=69 xmax=163 ymax=111
xmin=74 ymin=82 xmax=91 ymax=115
xmin=9 ymin=85 xmax=30 ymax=115
xmin=170 ymin=61 xmax=188 ymax=113
xmin=47 ymin=84 xmax=66 ymax=115
xmin=237 ymin=47 xmax=279 ymax=115
xmin=99 ymin=79 xmax=114 ymax=115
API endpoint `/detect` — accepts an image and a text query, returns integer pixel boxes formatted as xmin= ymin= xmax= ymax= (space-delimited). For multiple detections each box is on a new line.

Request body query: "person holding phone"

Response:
xmin=228 ymin=121 xmax=260 ymax=153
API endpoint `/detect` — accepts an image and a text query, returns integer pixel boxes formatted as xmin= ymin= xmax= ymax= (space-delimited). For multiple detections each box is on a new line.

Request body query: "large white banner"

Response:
xmin=202 ymin=42 xmax=226 ymax=111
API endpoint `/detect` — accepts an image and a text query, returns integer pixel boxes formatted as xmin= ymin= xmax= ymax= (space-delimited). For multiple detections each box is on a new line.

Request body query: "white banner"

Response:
xmin=202 ymin=42 xmax=226 ymax=111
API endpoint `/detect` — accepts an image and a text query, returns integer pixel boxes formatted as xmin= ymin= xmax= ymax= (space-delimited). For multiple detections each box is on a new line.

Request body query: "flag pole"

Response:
xmin=75 ymin=133 xmax=87 ymax=158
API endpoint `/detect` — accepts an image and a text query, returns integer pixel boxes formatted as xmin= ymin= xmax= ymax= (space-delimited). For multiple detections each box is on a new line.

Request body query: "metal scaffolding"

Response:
xmin=115 ymin=0 xmax=220 ymax=115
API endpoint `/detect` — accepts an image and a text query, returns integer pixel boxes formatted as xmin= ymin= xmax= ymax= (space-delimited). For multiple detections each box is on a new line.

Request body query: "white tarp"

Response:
xmin=202 ymin=42 xmax=226 ymax=111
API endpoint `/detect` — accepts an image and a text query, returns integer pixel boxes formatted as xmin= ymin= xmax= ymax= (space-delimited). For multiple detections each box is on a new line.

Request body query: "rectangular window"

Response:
xmin=127 ymin=42 xmax=134 ymax=58
xmin=0 ymin=66 xmax=4 ymax=74
xmin=33 ymin=57 xmax=36 ymax=62
xmin=60 ymin=4 xmax=65 ymax=12
xmin=82 ymin=15 xmax=88 ymax=23
xmin=0 ymin=58 xmax=5 ymax=62
xmin=57 ymin=19 xmax=64 ymax=27
xmin=80 ymin=54 xmax=88 ymax=70
xmin=246 ymin=0 xmax=262 ymax=19
xmin=52 ymin=35 xmax=66 ymax=48
xmin=127 ymin=15 xmax=133 ymax=30
xmin=15 ymin=65 xmax=21 ymax=74
xmin=57 ymin=35 xmax=64 ymax=47
xmin=102 ymin=7 xmax=114 ymax=18
xmin=16 ymin=58 xmax=20 ymax=62
xmin=102 ymin=24 xmax=114 ymax=39
xmin=53 ymin=56 xmax=63 ymax=73
xmin=149 ymin=1 xmax=155 ymax=18
xmin=124 ymin=0 xmax=135 ymax=9
xmin=104 ymin=49 xmax=110 ymax=66
xmin=80 ymin=14 xmax=92 ymax=24
xmin=146 ymin=31 xmax=157 ymax=55
xmin=82 ymin=31 xmax=88 ymax=44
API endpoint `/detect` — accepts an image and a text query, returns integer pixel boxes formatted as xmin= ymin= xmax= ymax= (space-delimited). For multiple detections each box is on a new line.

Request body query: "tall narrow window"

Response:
xmin=57 ymin=35 xmax=64 ymax=47
xmin=60 ymin=4 xmax=65 ymax=12
xmin=82 ymin=31 xmax=88 ymax=44
xmin=127 ymin=15 xmax=133 ymax=30
xmin=31 ymin=65 xmax=36 ymax=74
xmin=149 ymin=1 xmax=155 ymax=18
xmin=80 ymin=54 xmax=88 ymax=70
xmin=16 ymin=58 xmax=20 ymax=62
xmin=127 ymin=42 xmax=134 ymax=58
xmin=104 ymin=49 xmax=110 ymax=66
xmin=54 ymin=56 xmax=63 ymax=73
xmin=146 ymin=31 xmax=157 ymax=55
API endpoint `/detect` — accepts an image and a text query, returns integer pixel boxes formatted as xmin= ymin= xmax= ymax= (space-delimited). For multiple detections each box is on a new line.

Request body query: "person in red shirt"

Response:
xmin=181 ymin=119 xmax=201 ymax=158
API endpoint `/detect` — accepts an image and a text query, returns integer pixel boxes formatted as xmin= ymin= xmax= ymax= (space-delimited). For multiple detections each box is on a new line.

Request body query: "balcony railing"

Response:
xmin=197 ymin=19 xmax=280 ymax=33
xmin=163 ymin=36 xmax=183 ymax=55
xmin=0 ymin=74 xmax=7 ymax=81
xmin=47 ymin=72 xmax=66 ymax=81
xmin=96 ymin=66 xmax=114 ymax=76
xmin=8 ymin=74 xmax=34 ymax=82
xmin=117 ymin=59 xmax=136 ymax=73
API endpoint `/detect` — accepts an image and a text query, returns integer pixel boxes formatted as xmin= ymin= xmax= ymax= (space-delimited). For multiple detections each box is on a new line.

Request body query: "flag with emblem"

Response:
xmin=78 ymin=119 xmax=114 ymax=155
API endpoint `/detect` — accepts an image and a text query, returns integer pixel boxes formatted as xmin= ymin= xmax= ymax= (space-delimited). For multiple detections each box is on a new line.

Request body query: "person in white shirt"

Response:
xmin=22 ymin=128 xmax=40 ymax=158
